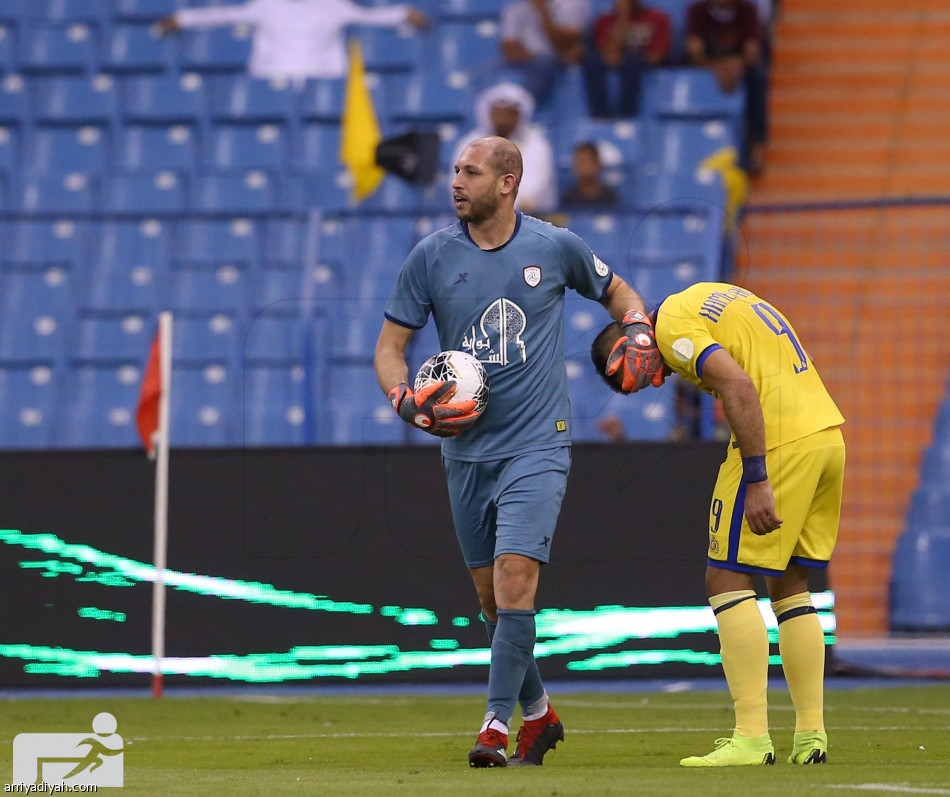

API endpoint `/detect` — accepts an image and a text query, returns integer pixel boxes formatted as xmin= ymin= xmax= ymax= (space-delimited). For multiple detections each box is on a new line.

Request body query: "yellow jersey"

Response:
xmin=655 ymin=282 xmax=844 ymax=450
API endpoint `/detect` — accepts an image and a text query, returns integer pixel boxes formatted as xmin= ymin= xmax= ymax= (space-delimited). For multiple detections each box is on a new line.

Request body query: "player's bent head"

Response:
xmin=591 ymin=322 xmax=624 ymax=393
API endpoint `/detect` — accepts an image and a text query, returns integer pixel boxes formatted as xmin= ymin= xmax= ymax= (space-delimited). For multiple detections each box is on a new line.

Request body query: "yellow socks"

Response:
xmin=710 ymin=590 xmax=769 ymax=738
xmin=772 ymin=592 xmax=825 ymax=733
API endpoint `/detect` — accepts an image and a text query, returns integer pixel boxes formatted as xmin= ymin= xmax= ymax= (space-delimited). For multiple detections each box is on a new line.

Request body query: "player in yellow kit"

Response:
xmin=592 ymin=282 xmax=845 ymax=767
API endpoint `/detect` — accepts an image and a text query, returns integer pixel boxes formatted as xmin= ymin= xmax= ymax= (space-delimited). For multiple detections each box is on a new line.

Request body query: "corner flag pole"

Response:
xmin=151 ymin=311 xmax=173 ymax=699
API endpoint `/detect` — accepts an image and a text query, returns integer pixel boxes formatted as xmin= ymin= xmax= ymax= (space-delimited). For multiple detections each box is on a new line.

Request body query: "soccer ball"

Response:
xmin=414 ymin=350 xmax=490 ymax=416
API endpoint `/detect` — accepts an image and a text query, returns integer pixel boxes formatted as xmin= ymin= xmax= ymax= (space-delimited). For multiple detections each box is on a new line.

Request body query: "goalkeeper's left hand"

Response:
xmin=605 ymin=309 xmax=665 ymax=393
xmin=389 ymin=381 xmax=479 ymax=437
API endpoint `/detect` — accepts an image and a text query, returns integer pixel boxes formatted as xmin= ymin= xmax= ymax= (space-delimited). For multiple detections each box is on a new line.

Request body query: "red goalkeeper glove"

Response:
xmin=388 ymin=381 xmax=479 ymax=437
xmin=605 ymin=309 xmax=664 ymax=393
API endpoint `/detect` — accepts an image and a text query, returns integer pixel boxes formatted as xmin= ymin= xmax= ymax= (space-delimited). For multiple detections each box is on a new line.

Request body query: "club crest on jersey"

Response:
xmin=593 ymin=255 xmax=609 ymax=277
xmin=523 ymin=266 xmax=542 ymax=287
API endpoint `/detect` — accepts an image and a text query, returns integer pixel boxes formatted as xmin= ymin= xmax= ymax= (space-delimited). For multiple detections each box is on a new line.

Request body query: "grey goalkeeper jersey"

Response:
xmin=385 ymin=213 xmax=614 ymax=462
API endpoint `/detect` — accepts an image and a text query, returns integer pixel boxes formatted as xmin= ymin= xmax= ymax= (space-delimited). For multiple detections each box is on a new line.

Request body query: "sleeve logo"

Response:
xmin=672 ymin=337 xmax=695 ymax=361
xmin=593 ymin=255 xmax=609 ymax=277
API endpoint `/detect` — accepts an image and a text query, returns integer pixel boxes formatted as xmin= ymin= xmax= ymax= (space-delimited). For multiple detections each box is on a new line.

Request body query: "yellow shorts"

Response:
xmin=707 ymin=427 xmax=845 ymax=576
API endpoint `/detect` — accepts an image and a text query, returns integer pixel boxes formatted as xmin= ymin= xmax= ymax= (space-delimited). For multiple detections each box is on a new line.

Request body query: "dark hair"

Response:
xmin=489 ymin=140 xmax=524 ymax=186
xmin=574 ymin=141 xmax=600 ymax=161
xmin=590 ymin=321 xmax=625 ymax=393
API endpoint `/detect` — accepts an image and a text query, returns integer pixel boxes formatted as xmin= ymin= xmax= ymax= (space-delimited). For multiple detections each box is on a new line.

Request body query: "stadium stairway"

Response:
xmin=738 ymin=0 xmax=950 ymax=635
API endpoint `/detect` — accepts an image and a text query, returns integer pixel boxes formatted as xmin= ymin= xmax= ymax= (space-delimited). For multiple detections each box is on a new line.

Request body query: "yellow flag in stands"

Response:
xmin=339 ymin=40 xmax=384 ymax=201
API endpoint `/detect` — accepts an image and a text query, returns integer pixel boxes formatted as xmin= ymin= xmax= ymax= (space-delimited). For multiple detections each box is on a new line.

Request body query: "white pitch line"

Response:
xmin=829 ymin=786 xmax=950 ymax=795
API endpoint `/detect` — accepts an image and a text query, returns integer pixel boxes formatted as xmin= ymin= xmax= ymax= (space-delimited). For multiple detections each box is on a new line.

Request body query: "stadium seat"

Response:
xmin=20 ymin=24 xmax=98 ymax=74
xmin=173 ymin=218 xmax=260 ymax=270
xmin=284 ymin=171 xmax=352 ymax=212
xmin=102 ymin=24 xmax=175 ymax=73
xmin=90 ymin=219 xmax=171 ymax=278
xmin=627 ymin=258 xmax=711 ymax=308
xmin=74 ymin=312 xmax=154 ymax=362
xmin=298 ymin=78 xmax=345 ymax=122
xmin=433 ymin=0 xmax=508 ymax=18
xmin=625 ymin=207 xmax=723 ymax=263
xmin=172 ymin=313 xmax=240 ymax=366
xmin=0 ymin=125 xmax=19 ymax=182
xmin=118 ymin=124 xmax=198 ymax=174
xmin=24 ymin=0 xmax=107 ymax=23
xmin=35 ymin=74 xmax=118 ymax=125
xmin=354 ymin=25 xmax=421 ymax=72
xmin=16 ymin=175 xmax=96 ymax=212
xmin=295 ymin=122 xmax=340 ymax=172
xmin=102 ymin=172 xmax=186 ymax=212
xmin=0 ymin=364 xmax=59 ymax=449
xmin=27 ymin=125 xmax=108 ymax=177
xmin=168 ymin=265 xmax=248 ymax=314
xmin=561 ymin=213 xmax=626 ymax=273
xmin=642 ymin=119 xmax=737 ymax=175
xmin=170 ymin=364 xmax=238 ymax=447
xmin=0 ymin=74 xmax=28 ymax=123
xmin=190 ymin=172 xmax=277 ymax=213
xmin=320 ymin=361 xmax=406 ymax=445
xmin=123 ymin=73 xmax=207 ymax=124
xmin=0 ymin=23 xmax=15 ymax=74
xmin=634 ymin=171 xmax=727 ymax=212
xmin=390 ymin=71 xmax=473 ymax=124
xmin=180 ymin=27 xmax=252 ymax=73
xmin=58 ymin=363 xmax=144 ymax=448
xmin=359 ymin=175 xmax=440 ymax=213
xmin=114 ymin=0 xmax=180 ymax=22
xmin=1 ymin=218 xmax=86 ymax=271
xmin=83 ymin=270 xmax=166 ymax=314
xmin=418 ymin=20 xmax=499 ymax=76
xmin=0 ymin=296 xmax=68 ymax=363
xmin=642 ymin=68 xmax=745 ymax=121
xmin=243 ymin=363 xmax=310 ymax=446
xmin=209 ymin=75 xmax=298 ymax=122
xmin=205 ymin=124 xmax=288 ymax=173
xmin=242 ymin=315 xmax=308 ymax=363
xmin=555 ymin=118 xmax=643 ymax=175
xmin=250 ymin=270 xmax=317 ymax=317
xmin=262 ymin=218 xmax=309 ymax=271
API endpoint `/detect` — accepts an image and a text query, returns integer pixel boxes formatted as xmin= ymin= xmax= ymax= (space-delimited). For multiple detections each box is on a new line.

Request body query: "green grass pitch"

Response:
xmin=2 ymin=684 xmax=948 ymax=796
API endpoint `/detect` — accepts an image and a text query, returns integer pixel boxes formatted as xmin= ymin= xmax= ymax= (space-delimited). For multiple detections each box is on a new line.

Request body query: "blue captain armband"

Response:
xmin=742 ymin=455 xmax=768 ymax=483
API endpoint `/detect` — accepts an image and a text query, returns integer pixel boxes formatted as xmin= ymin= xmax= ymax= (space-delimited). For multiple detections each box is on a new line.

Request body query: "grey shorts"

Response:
xmin=443 ymin=446 xmax=571 ymax=569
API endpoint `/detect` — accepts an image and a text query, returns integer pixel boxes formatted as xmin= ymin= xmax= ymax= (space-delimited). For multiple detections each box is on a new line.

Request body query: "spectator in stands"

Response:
xmin=560 ymin=142 xmax=619 ymax=209
xmin=685 ymin=0 xmax=768 ymax=175
xmin=582 ymin=0 xmax=672 ymax=119
xmin=452 ymin=82 xmax=558 ymax=214
xmin=156 ymin=0 xmax=428 ymax=83
xmin=499 ymin=0 xmax=591 ymax=104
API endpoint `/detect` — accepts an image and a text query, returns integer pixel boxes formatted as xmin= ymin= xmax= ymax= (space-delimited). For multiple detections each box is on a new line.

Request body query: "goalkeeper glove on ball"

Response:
xmin=389 ymin=381 xmax=479 ymax=437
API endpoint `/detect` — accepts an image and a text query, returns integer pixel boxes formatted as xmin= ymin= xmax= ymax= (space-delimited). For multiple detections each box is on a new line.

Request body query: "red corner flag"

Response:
xmin=137 ymin=330 xmax=162 ymax=455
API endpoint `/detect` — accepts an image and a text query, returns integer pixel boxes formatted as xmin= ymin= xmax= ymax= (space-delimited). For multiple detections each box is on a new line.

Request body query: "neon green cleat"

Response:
xmin=680 ymin=734 xmax=776 ymax=767
xmin=788 ymin=731 xmax=828 ymax=764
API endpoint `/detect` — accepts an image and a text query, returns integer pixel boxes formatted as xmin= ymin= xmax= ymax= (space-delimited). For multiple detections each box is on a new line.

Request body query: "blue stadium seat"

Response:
xmin=243 ymin=363 xmax=310 ymax=446
xmin=1 ymin=218 xmax=86 ymax=270
xmin=643 ymin=119 xmax=737 ymax=175
xmin=263 ymin=218 xmax=309 ymax=270
xmin=390 ymin=71 xmax=472 ymax=124
xmin=634 ymin=171 xmax=727 ymax=212
xmin=0 ymin=74 xmax=28 ymax=123
xmin=555 ymin=118 xmax=643 ymax=175
xmin=561 ymin=213 xmax=626 ymax=273
xmin=433 ymin=0 xmax=507 ymax=17
xmin=890 ymin=526 xmax=950 ymax=630
xmin=118 ymin=124 xmax=198 ymax=174
xmin=102 ymin=172 xmax=186 ymax=212
xmin=123 ymin=73 xmax=207 ymax=124
xmin=419 ymin=20 xmax=499 ymax=75
xmin=170 ymin=364 xmax=238 ymax=447
xmin=0 ymin=272 xmax=69 ymax=361
xmin=296 ymin=122 xmax=339 ymax=172
xmin=562 ymin=295 xmax=610 ymax=360
xmin=174 ymin=218 xmax=260 ymax=270
xmin=205 ymin=123 xmax=288 ymax=172
xmin=242 ymin=315 xmax=308 ymax=362
xmin=250 ymin=271 xmax=317 ymax=317
xmin=180 ymin=27 xmax=252 ymax=73
xmin=359 ymin=175 xmax=440 ymax=213
xmin=35 ymin=74 xmax=118 ymax=124
xmin=83 ymin=270 xmax=165 ymax=313
xmin=58 ymin=363 xmax=144 ymax=448
xmin=23 ymin=0 xmax=107 ymax=23
xmin=0 ymin=1 xmax=17 ymax=23
xmin=627 ymin=257 xmax=711 ymax=308
xmin=0 ymin=23 xmax=15 ymax=74
xmin=16 ymin=175 xmax=95 ymax=212
xmin=209 ymin=75 xmax=298 ymax=122
xmin=27 ymin=125 xmax=108 ymax=177
xmin=0 ymin=125 xmax=19 ymax=181
xmin=169 ymin=265 xmax=248 ymax=314
xmin=102 ymin=24 xmax=175 ymax=73
xmin=190 ymin=172 xmax=277 ymax=212
xmin=114 ymin=0 xmax=180 ymax=21
xmin=298 ymin=78 xmax=345 ymax=122
xmin=320 ymin=361 xmax=406 ymax=445
xmin=20 ymin=23 xmax=97 ymax=74
xmin=74 ymin=312 xmax=154 ymax=362
xmin=284 ymin=171 xmax=352 ymax=212
xmin=172 ymin=313 xmax=240 ymax=365
xmin=625 ymin=207 xmax=723 ymax=263
xmin=0 ymin=364 xmax=59 ymax=449
xmin=642 ymin=68 xmax=746 ymax=121
xmin=354 ymin=25 xmax=421 ymax=72
xmin=89 ymin=219 xmax=171 ymax=279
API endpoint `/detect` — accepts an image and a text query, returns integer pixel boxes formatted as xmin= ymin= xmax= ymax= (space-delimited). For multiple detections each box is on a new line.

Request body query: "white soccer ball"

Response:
xmin=414 ymin=350 xmax=490 ymax=416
